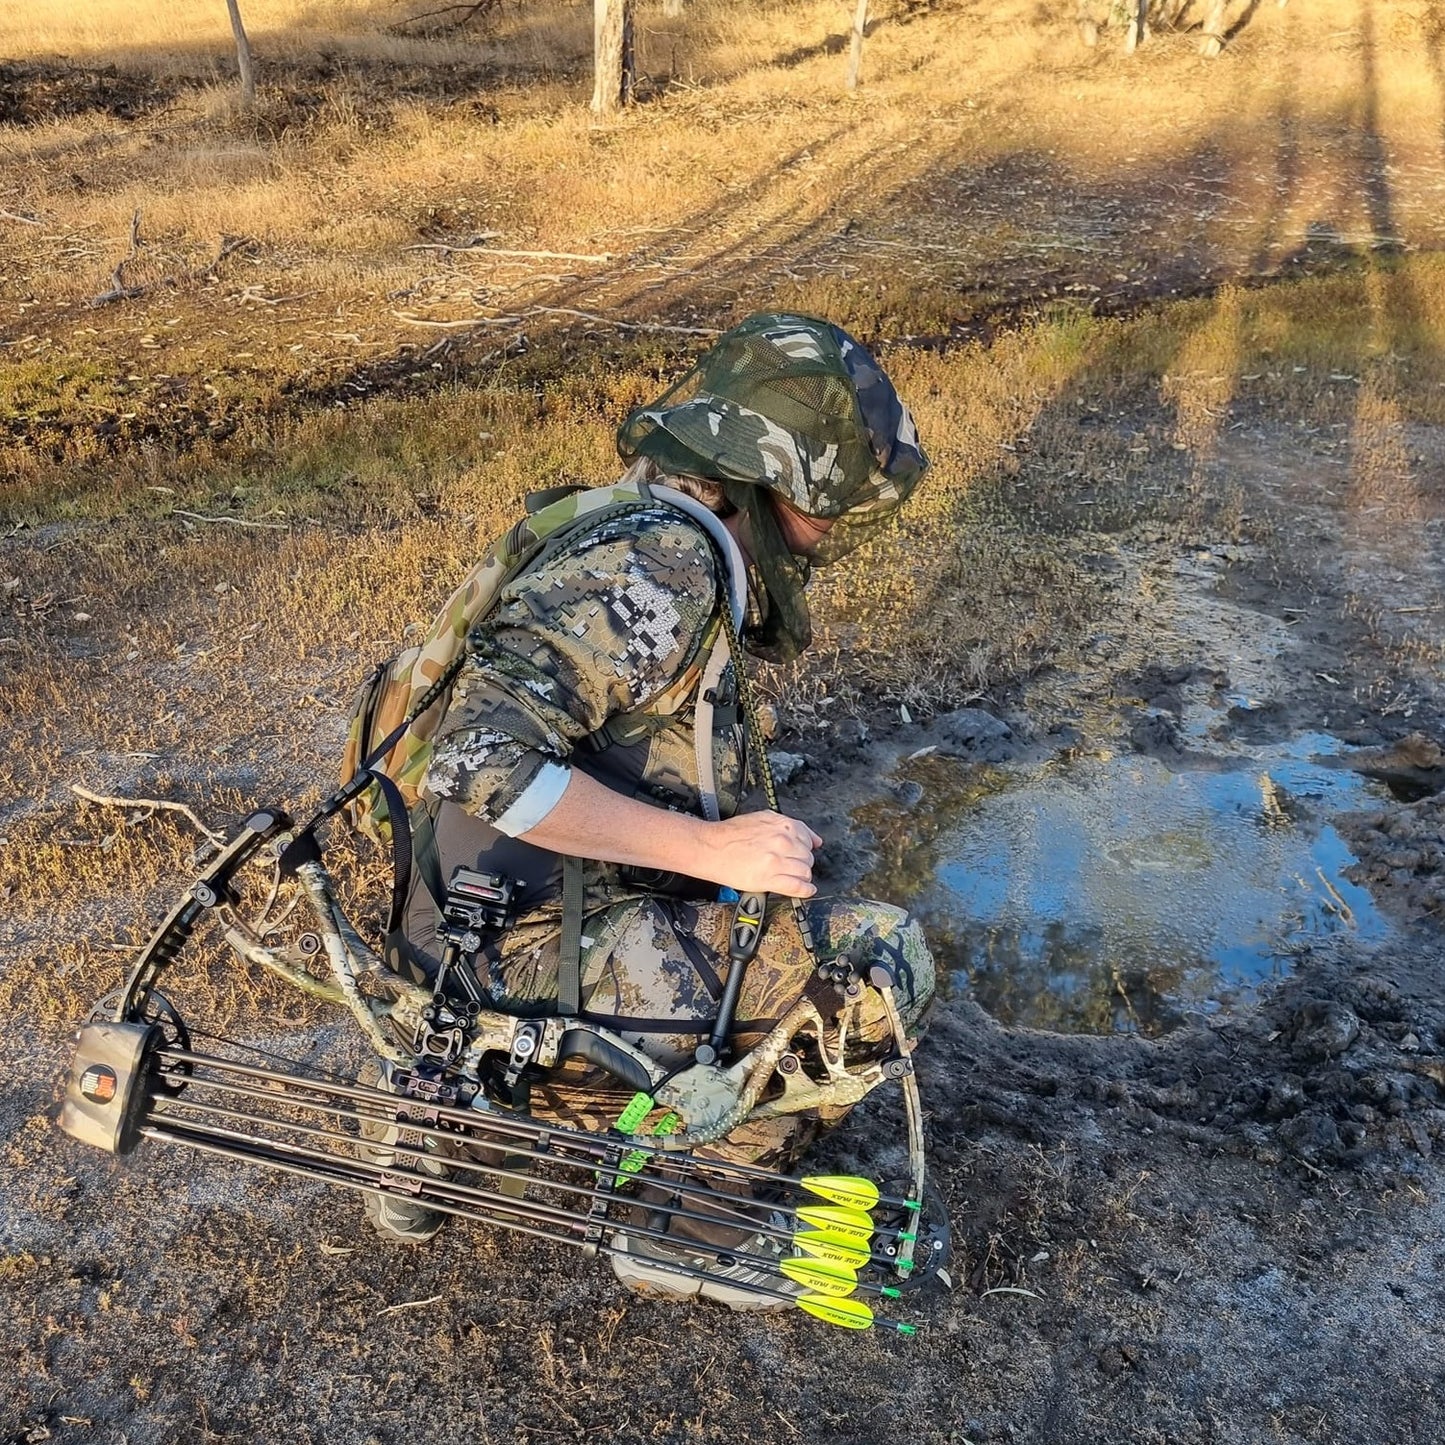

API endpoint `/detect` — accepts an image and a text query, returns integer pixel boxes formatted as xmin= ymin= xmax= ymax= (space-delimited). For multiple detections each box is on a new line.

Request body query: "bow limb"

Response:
xmin=295 ymin=860 xmax=411 ymax=1063
xmin=878 ymin=983 xmax=925 ymax=1274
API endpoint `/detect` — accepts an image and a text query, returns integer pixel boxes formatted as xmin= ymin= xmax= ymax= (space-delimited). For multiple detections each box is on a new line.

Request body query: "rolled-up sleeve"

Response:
xmin=423 ymin=509 xmax=720 ymax=832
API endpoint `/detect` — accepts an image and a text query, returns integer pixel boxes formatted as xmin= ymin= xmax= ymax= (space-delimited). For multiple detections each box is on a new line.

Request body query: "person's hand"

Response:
xmin=698 ymin=812 xmax=823 ymax=898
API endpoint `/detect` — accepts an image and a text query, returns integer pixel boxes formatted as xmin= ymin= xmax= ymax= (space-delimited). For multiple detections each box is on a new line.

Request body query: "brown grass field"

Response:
xmin=6 ymin=1 xmax=1445 ymax=1442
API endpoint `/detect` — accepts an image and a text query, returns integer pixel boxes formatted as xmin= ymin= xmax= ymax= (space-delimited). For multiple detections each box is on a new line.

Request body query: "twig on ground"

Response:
xmin=1315 ymin=867 xmax=1356 ymax=927
xmin=377 ymin=1294 xmax=445 ymax=1315
xmin=172 ymin=509 xmax=288 ymax=530
xmin=71 ymin=784 xmax=227 ymax=848
xmin=524 ymin=306 xmax=718 ymax=336
xmin=0 ymin=209 xmax=43 ymax=226
xmin=231 ymin=285 xmax=319 ymax=307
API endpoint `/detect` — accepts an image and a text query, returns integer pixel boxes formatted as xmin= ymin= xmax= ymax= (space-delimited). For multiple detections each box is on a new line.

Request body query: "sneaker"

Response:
xmin=610 ymin=1221 xmax=803 ymax=1312
xmin=356 ymin=1060 xmax=449 ymax=1245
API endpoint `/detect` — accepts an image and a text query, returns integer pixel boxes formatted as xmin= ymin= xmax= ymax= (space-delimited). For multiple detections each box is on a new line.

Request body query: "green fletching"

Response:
xmin=800 ymin=1174 xmax=880 ymax=1212
xmin=881 ymin=1286 xmax=902 ymax=1299
xmin=898 ymin=1323 xmax=918 ymax=1336
xmin=795 ymin=1205 xmax=873 ymax=1242
xmin=780 ymin=1258 xmax=858 ymax=1298
xmin=794 ymin=1232 xmax=869 ymax=1269
xmin=796 ymin=1295 xmax=875 ymax=1330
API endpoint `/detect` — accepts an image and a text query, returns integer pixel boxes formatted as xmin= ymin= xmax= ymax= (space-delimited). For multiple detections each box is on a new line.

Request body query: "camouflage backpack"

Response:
xmin=339 ymin=478 xmax=722 ymax=844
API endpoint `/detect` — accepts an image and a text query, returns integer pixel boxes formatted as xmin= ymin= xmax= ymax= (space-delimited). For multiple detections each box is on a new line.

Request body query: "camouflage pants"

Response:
xmin=485 ymin=894 xmax=935 ymax=1170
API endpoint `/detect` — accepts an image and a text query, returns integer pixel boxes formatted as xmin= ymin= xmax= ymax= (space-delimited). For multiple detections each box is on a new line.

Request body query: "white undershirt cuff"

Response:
xmin=491 ymin=760 xmax=571 ymax=837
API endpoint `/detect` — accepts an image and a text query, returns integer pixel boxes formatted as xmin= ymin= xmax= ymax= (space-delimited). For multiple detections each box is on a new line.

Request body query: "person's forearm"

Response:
xmin=515 ymin=766 xmax=821 ymax=898
xmin=518 ymin=766 xmax=711 ymax=873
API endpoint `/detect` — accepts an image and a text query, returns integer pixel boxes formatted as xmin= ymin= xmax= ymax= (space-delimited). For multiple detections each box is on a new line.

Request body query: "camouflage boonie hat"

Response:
xmin=617 ymin=313 xmax=928 ymax=527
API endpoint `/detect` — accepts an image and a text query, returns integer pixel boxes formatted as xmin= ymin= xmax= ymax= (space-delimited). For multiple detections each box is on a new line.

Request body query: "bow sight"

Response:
xmin=59 ymin=800 xmax=949 ymax=1331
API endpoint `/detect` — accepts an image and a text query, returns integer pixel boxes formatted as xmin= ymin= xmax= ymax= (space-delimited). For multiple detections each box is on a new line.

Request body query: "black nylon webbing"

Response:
xmin=558 ymin=855 xmax=585 ymax=1016
xmin=578 ymin=1011 xmax=779 ymax=1037
xmin=370 ymin=770 xmax=417 ymax=939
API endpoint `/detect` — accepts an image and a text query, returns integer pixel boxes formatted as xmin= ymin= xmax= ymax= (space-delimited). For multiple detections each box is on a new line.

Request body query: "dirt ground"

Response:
xmin=6 ymin=2 xmax=1445 ymax=1443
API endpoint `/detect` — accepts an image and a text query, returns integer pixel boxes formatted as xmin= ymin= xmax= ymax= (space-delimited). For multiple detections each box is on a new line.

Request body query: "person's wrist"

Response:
xmin=669 ymin=811 xmax=717 ymax=883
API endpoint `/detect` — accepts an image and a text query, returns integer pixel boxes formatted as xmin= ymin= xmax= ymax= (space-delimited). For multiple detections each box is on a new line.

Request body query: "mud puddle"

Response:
xmin=863 ymin=732 xmax=1392 ymax=1036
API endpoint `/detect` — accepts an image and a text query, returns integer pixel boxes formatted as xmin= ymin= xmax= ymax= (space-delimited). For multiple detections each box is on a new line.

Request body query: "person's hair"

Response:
xmin=620 ymin=455 xmax=729 ymax=513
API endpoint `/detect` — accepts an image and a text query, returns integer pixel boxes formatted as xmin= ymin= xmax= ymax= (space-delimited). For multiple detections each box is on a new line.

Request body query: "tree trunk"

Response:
xmin=846 ymin=0 xmax=869 ymax=91
xmin=224 ymin=0 xmax=256 ymax=109
xmin=591 ymin=0 xmax=636 ymax=115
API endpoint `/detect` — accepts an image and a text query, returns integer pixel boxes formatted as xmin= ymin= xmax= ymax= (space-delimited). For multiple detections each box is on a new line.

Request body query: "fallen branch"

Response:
xmin=403 ymin=242 xmax=614 ymax=263
xmin=91 ymin=221 xmax=256 ymax=309
xmin=91 ymin=207 xmax=146 ymax=306
xmin=71 ymin=784 xmax=227 ymax=849
xmin=524 ymin=305 xmax=718 ymax=337
xmin=391 ymin=0 xmax=499 ymax=31
xmin=199 ymin=233 xmax=254 ymax=280
xmin=390 ymin=306 xmax=716 ymax=337
xmin=172 ymin=509 xmax=288 ymax=530
xmin=391 ymin=311 xmax=521 ymax=329
xmin=0 ymin=208 xmax=43 ymax=226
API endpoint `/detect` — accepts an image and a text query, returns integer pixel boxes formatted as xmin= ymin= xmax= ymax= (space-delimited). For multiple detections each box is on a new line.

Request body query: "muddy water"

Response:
xmin=861 ymin=734 xmax=1391 ymax=1035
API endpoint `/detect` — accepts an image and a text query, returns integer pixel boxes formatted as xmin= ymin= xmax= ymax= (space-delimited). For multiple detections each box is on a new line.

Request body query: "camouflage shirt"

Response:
xmin=424 ymin=504 xmax=745 ymax=840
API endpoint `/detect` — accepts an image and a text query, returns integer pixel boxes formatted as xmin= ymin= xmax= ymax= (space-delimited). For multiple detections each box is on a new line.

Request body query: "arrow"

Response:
xmin=794 ymin=1204 xmax=874 ymax=1242
xmin=793 ymin=1231 xmax=869 ymax=1269
xmin=797 ymin=1174 xmax=921 ymax=1213
xmin=144 ymin=1108 xmax=925 ymax=1333
xmin=780 ymin=1257 xmax=858 ymax=1297
xmin=797 ymin=1295 xmax=916 ymax=1334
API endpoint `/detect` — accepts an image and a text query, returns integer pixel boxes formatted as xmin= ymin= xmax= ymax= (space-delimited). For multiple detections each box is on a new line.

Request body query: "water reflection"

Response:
xmin=857 ymin=737 xmax=1390 ymax=1036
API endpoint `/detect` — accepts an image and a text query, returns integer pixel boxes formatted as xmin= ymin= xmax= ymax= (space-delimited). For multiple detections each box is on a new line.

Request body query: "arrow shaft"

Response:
xmin=156 ymin=1047 xmax=921 ymax=1211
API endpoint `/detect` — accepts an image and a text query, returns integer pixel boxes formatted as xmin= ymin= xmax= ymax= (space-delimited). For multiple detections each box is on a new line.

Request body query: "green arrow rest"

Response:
xmin=794 ymin=1232 xmax=870 ymax=1269
xmin=800 ymin=1174 xmax=880 ymax=1211
xmin=780 ymin=1258 xmax=858 ymax=1298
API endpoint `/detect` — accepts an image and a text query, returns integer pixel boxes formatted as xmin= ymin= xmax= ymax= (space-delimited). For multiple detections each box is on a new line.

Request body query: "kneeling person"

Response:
xmin=375 ymin=314 xmax=936 ymax=1304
